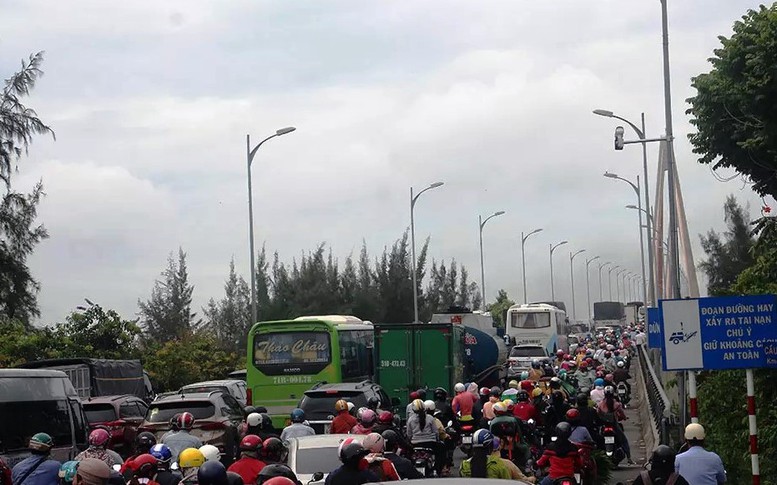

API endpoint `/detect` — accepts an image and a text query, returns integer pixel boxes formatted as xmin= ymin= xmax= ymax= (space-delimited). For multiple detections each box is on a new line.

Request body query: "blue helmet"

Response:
xmin=150 ymin=443 xmax=173 ymax=463
xmin=58 ymin=461 xmax=79 ymax=485
xmin=473 ymin=429 xmax=494 ymax=448
xmin=290 ymin=408 xmax=305 ymax=423
xmin=594 ymin=378 xmax=605 ymax=388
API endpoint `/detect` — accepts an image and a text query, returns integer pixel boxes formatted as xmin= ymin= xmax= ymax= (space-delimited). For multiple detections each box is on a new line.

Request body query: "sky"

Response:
xmin=0 ymin=0 xmax=767 ymax=325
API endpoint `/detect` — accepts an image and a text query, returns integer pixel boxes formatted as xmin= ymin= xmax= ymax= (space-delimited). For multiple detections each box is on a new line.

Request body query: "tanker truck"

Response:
xmin=430 ymin=306 xmax=509 ymax=387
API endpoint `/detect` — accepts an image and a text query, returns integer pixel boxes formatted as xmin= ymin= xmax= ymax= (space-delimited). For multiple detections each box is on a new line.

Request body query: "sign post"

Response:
xmin=659 ymin=295 xmax=777 ymax=485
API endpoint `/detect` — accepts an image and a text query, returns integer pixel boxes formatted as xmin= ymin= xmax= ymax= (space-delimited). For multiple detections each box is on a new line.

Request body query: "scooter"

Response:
xmin=616 ymin=382 xmax=630 ymax=406
xmin=600 ymin=424 xmax=625 ymax=466
xmin=411 ymin=446 xmax=436 ymax=478
xmin=456 ymin=417 xmax=476 ymax=456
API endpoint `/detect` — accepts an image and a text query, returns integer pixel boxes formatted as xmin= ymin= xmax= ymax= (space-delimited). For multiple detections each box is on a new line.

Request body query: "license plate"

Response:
xmin=605 ymin=436 xmax=615 ymax=444
xmin=416 ymin=467 xmax=425 ymax=475
xmin=618 ymin=389 xmax=626 ymax=394
xmin=462 ymin=436 xmax=472 ymax=444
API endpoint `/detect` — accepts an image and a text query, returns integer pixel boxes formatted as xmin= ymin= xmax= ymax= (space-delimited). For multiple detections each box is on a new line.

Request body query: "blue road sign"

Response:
xmin=659 ymin=295 xmax=777 ymax=371
xmin=646 ymin=307 xmax=662 ymax=348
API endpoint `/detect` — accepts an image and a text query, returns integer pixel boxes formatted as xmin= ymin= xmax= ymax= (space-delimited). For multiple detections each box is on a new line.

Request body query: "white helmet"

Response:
xmin=246 ymin=412 xmax=262 ymax=427
xmin=347 ymin=402 xmax=355 ymax=412
xmin=199 ymin=444 xmax=220 ymax=462
xmin=454 ymin=383 xmax=465 ymax=393
xmin=423 ymin=400 xmax=436 ymax=411
xmin=684 ymin=423 xmax=706 ymax=441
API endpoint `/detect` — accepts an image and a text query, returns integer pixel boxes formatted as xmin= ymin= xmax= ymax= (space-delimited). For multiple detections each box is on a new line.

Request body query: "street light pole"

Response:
xmin=411 ymin=182 xmax=445 ymax=322
xmin=604 ymin=171 xmax=648 ymax=311
xmin=585 ymin=256 xmax=600 ymax=320
xmin=247 ymin=127 xmax=296 ymax=327
xmin=521 ymin=229 xmax=543 ymax=303
xmin=569 ymin=249 xmax=586 ymax=321
xmin=608 ymin=265 xmax=620 ymax=301
xmin=594 ymin=110 xmax=656 ymax=306
xmin=598 ymin=261 xmax=611 ymax=302
xmin=549 ymin=241 xmax=568 ymax=301
xmin=479 ymin=211 xmax=506 ymax=309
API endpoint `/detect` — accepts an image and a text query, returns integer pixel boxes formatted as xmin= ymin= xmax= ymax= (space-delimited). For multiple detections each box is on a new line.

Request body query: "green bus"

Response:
xmin=246 ymin=315 xmax=374 ymax=426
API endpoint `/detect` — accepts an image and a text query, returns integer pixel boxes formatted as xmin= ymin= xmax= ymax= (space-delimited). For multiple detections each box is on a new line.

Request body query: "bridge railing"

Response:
xmin=637 ymin=343 xmax=674 ymax=445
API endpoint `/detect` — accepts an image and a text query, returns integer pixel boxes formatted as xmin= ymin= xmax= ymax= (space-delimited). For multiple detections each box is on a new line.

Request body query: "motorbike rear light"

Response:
xmin=198 ymin=422 xmax=227 ymax=431
xmin=604 ymin=427 xmax=614 ymax=433
xmin=246 ymin=388 xmax=252 ymax=405
xmin=461 ymin=425 xmax=474 ymax=431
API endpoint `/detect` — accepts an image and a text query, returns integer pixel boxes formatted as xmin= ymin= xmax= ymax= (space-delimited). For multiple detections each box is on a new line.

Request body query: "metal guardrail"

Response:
xmin=637 ymin=344 xmax=673 ymax=444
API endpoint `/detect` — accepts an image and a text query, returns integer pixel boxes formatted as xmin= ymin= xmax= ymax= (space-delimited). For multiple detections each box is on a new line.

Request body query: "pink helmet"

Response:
xmin=89 ymin=428 xmax=111 ymax=448
xmin=362 ymin=432 xmax=384 ymax=453
xmin=360 ymin=409 xmax=377 ymax=426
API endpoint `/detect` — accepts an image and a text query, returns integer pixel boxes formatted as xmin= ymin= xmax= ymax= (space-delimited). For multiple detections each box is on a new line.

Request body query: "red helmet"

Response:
xmin=378 ymin=411 xmax=393 ymax=424
xmin=556 ymin=350 xmax=565 ymax=358
xmin=579 ymin=361 xmax=588 ymax=369
xmin=480 ymin=387 xmax=490 ymax=397
xmin=585 ymin=358 xmax=594 ymax=365
xmin=263 ymin=479 xmax=296 ymax=485
xmin=409 ymin=391 xmax=419 ymax=401
xmin=563 ymin=354 xmax=571 ymax=360
xmin=596 ymin=370 xmax=605 ymax=378
xmin=565 ymin=408 xmax=581 ymax=422
xmin=605 ymin=374 xmax=614 ymax=382
xmin=176 ymin=412 xmax=195 ymax=430
xmin=88 ymin=428 xmax=110 ymax=447
xmin=240 ymin=434 xmax=262 ymax=452
xmin=132 ymin=454 xmax=159 ymax=478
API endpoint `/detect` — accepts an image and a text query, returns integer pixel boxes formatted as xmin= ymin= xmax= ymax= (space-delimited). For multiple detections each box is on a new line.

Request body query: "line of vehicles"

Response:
xmin=0 ymin=300 xmax=643 ymax=480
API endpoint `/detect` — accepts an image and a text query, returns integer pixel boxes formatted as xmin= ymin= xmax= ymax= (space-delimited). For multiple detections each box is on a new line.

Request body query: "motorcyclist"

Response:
xmin=405 ymin=399 xmax=445 ymax=476
xmin=528 ymin=360 xmax=544 ymax=382
xmin=613 ymin=360 xmax=632 ymax=390
xmin=58 ymin=461 xmax=78 ymax=485
xmin=350 ymin=409 xmax=377 ymax=435
xmin=361 ymin=433 xmax=400 ymax=481
xmin=75 ymin=429 xmax=118 ymax=467
xmin=542 ymin=391 xmax=570 ymax=435
xmin=11 ymin=433 xmax=61 ymax=485
xmin=124 ymin=454 xmax=161 ymax=485
xmin=632 ymin=445 xmax=690 ymax=485
xmin=260 ymin=438 xmax=286 ymax=465
xmin=161 ymin=414 xmax=182 ymax=443
xmin=451 ymin=382 xmax=477 ymax=419
xmin=489 ymin=401 xmax=527 ymax=469
xmin=541 ymin=359 xmax=555 ymax=378
xmin=178 ymin=448 xmax=206 ymax=485
xmin=459 ymin=430 xmax=510 ymax=479
xmin=121 ymin=432 xmax=158 ymax=475
xmin=574 ymin=361 xmax=595 ymax=390
xmin=554 ymin=350 xmax=566 ymax=367
xmin=366 ymin=397 xmax=381 ymax=412
xmin=433 ymin=387 xmax=453 ymax=425
xmin=244 ymin=413 xmax=263 ymax=437
xmin=565 ymin=409 xmax=593 ymax=444
xmin=148 ymin=444 xmax=183 ymax=485
xmin=200 ymin=445 xmax=221 ymax=463
xmin=513 ymin=390 xmax=539 ymax=422
xmin=494 ymin=437 xmax=536 ymax=483
xmin=501 ymin=380 xmax=519 ymax=402
xmin=324 ymin=439 xmax=379 ymax=485
xmin=257 ymin=414 xmax=280 ymax=440
xmin=380 ymin=430 xmax=422 ymax=480
xmin=228 ymin=435 xmax=266 ymax=485
xmin=536 ymin=423 xmax=582 ymax=485
xmin=674 ymin=423 xmax=726 ymax=485
xmin=330 ymin=399 xmax=357 ymax=434
xmin=280 ymin=409 xmax=315 ymax=441
xmin=197 ymin=461 xmax=229 ymax=485
xmin=548 ymin=376 xmax=569 ymax=400
xmin=596 ymin=386 xmax=634 ymax=465
xmin=162 ymin=413 xmax=203 ymax=463
xmin=590 ymin=378 xmax=606 ymax=404
xmin=483 ymin=387 xmax=501 ymax=420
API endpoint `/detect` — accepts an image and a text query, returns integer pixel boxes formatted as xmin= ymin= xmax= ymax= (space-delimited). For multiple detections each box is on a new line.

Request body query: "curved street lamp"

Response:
xmin=479 ymin=211 xmax=506 ymax=308
xmin=585 ymin=256 xmax=600 ymax=321
xmin=410 ymin=182 xmax=445 ymax=322
xmin=521 ymin=229 xmax=543 ymax=303
xmin=569 ymin=249 xmax=586 ymax=321
xmin=549 ymin=241 xmax=568 ymax=301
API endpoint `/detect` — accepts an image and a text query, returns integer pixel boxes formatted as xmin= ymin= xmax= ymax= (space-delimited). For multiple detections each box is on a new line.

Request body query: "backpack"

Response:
xmin=640 ymin=470 xmax=679 ymax=485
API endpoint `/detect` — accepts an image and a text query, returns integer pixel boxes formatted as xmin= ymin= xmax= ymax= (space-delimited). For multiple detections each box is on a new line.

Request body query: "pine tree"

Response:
xmin=203 ymin=259 xmax=251 ymax=351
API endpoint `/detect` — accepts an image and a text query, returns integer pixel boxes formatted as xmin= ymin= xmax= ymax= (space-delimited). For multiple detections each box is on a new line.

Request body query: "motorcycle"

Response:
xmin=600 ymin=424 xmax=625 ymax=466
xmin=456 ymin=417 xmax=476 ymax=456
xmin=616 ymin=382 xmax=630 ymax=406
xmin=411 ymin=446 xmax=436 ymax=478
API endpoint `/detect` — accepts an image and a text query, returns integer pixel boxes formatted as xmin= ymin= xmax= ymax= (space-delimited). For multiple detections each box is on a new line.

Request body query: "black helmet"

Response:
xmin=381 ymin=430 xmax=400 ymax=451
xmin=549 ymin=377 xmax=562 ymax=389
xmin=367 ymin=397 xmax=380 ymax=410
xmin=257 ymin=464 xmax=298 ymax=485
xmin=339 ymin=442 xmax=369 ymax=464
xmin=433 ymin=387 xmax=448 ymax=400
xmin=531 ymin=359 xmax=541 ymax=369
xmin=197 ymin=461 xmax=228 ymax=485
xmin=490 ymin=386 xmax=502 ymax=397
xmin=651 ymin=445 xmax=676 ymax=470
xmin=516 ymin=390 xmax=529 ymax=402
xmin=226 ymin=472 xmax=244 ymax=485
xmin=576 ymin=393 xmax=588 ymax=405
xmin=135 ymin=432 xmax=157 ymax=452
xmin=554 ymin=422 xmax=572 ymax=442
xmin=261 ymin=437 xmax=286 ymax=463
xmin=416 ymin=388 xmax=427 ymax=400
xmin=551 ymin=390 xmax=565 ymax=405
xmin=243 ymin=406 xmax=257 ymax=416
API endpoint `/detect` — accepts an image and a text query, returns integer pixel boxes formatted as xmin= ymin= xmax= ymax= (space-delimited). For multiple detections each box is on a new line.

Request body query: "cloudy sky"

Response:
xmin=1 ymin=0 xmax=766 ymax=325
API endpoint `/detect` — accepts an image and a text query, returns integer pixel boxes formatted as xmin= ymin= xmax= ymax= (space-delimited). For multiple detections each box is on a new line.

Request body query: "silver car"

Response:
xmin=286 ymin=434 xmax=365 ymax=485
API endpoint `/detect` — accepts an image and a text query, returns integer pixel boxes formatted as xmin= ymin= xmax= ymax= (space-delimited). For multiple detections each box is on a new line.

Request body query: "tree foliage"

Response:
xmin=138 ymin=248 xmax=200 ymax=342
xmin=203 ymin=259 xmax=251 ymax=352
xmin=687 ymin=5 xmax=777 ymax=197
xmin=0 ymin=52 xmax=52 ymax=324
xmin=698 ymin=195 xmax=755 ymax=296
xmin=487 ymin=289 xmax=515 ymax=329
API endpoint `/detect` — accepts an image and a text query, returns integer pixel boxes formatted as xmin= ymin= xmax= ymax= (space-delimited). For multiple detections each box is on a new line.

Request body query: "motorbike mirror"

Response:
xmin=447 ymin=421 xmax=453 ymax=427
xmin=527 ymin=419 xmax=535 ymax=425
xmin=311 ymin=472 xmax=324 ymax=482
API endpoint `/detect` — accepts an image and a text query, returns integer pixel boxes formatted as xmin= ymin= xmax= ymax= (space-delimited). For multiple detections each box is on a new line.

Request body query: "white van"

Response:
xmin=0 ymin=369 xmax=88 ymax=468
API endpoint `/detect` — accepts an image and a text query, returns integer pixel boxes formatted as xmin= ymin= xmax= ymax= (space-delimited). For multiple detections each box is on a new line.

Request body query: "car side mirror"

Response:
xmin=312 ymin=472 xmax=324 ymax=482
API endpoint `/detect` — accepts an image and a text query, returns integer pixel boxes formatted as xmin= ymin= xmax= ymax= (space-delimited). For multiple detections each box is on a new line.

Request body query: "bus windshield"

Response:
xmin=253 ymin=331 xmax=331 ymax=367
xmin=510 ymin=312 xmax=551 ymax=329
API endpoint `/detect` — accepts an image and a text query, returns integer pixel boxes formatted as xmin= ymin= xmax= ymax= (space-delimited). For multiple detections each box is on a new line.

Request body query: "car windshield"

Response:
xmin=509 ymin=347 xmax=545 ymax=358
xmin=510 ymin=312 xmax=551 ymax=329
xmin=299 ymin=392 xmax=367 ymax=417
xmin=294 ymin=445 xmax=342 ymax=474
xmin=0 ymin=401 xmax=74 ymax=452
xmin=147 ymin=401 xmax=215 ymax=423
xmin=84 ymin=403 xmax=117 ymax=423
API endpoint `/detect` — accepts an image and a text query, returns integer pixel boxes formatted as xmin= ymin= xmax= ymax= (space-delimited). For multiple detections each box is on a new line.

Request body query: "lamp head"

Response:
xmin=625 ymin=204 xmax=639 ymax=210
xmin=604 ymin=171 xmax=618 ymax=179
xmin=276 ymin=127 xmax=296 ymax=136
xmin=429 ymin=182 xmax=444 ymax=189
xmin=593 ymin=109 xmax=614 ymax=117
xmin=494 ymin=211 xmax=506 ymax=217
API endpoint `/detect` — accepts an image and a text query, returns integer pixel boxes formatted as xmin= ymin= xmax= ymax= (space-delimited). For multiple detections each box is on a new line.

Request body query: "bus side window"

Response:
xmin=340 ymin=330 xmax=372 ymax=381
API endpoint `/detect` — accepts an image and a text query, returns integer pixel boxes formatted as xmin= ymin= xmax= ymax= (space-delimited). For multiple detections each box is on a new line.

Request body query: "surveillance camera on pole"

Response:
xmin=614 ymin=126 xmax=625 ymax=150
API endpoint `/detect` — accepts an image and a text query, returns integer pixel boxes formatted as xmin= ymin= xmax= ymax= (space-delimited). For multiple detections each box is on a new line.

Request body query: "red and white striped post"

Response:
xmin=746 ymin=369 xmax=760 ymax=485
xmin=688 ymin=371 xmax=699 ymax=423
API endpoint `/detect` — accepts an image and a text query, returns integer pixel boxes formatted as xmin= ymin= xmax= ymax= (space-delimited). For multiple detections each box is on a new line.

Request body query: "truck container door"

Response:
xmin=414 ymin=325 xmax=453 ymax=392
xmin=374 ymin=326 xmax=413 ymax=417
